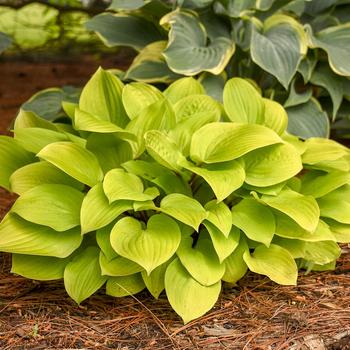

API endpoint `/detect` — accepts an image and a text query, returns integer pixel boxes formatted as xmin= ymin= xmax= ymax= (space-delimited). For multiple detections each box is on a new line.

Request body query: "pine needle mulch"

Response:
xmin=1 ymin=59 xmax=350 ymax=350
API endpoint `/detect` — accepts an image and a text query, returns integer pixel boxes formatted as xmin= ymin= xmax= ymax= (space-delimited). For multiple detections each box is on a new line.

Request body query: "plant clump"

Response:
xmin=0 ymin=68 xmax=350 ymax=323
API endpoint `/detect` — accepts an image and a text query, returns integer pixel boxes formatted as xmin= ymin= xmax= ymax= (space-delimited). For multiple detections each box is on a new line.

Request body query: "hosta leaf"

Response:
xmin=160 ymin=194 xmax=207 ymax=230
xmin=306 ymin=23 xmax=350 ymax=76
xmin=204 ymin=224 xmax=240 ymax=263
xmin=325 ymin=219 xmax=350 ymax=243
xmin=244 ymin=181 xmax=286 ymax=196
xmin=205 ymin=200 xmax=232 ymax=237
xmin=86 ymin=134 xmax=133 ymax=174
xmin=165 ymin=258 xmax=221 ymax=324
xmin=163 ymin=77 xmax=205 ymax=104
xmin=284 ymin=78 xmax=313 ymax=108
xmin=190 ymin=122 xmax=282 ymax=164
xmin=251 ymin=15 xmax=307 ymax=88
xmin=37 ymin=141 xmax=104 ymax=187
xmin=111 ymin=214 xmax=181 ymax=274
xmin=223 ymin=78 xmax=264 ymax=124
xmin=317 ymin=185 xmax=350 ymax=224
xmin=243 ymin=244 xmax=298 ymax=285
xmin=141 ymin=259 xmax=172 ymax=299
xmin=64 ymin=246 xmax=107 ymax=304
xmin=96 ymin=225 xmax=118 ymax=261
xmin=275 ymin=213 xmax=336 ymax=242
xmin=222 ymin=235 xmax=249 ymax=284
xmin=263 ymin=98 xmax=288 ymax=135
xmin=169 ymin=111 xmax=220 ymax=156
xmin=232 ymin=198 xmax=275 ymax=246
xmin=81 ymin=183 xmax=132 ymax=234
xmin=85 ymin=13 xmax=164 ymax=51
xmin=198 ymin=71 xmax=226 ymax=102
xmin=261 ymin=189 xmax=320 ymax=232
xmin=243 ymin=143 xmax=302 ymax=187
xmin=286 ymin=99 xmax=330 ymax=139
xmin=125 ymin=41 xmax=181 ymax=83
xmin=122 ymin=82 xmax=164 ymax=120
xmin=303 ymin=241 xmax=341 ymax=265
xmin=99 ymin=252 xmax=143 ymax=277
xmin=79 ymin=67 xmax=128 ymax=127
xmin=302 ymin=138 xmax=349 ymax=164
xmin=0 ymin=32 xmax=12 ymax=53
xmin=0 ymin=136 xmax=35 ymax=190
xmin=310 ymin=64 xmax=343 ymax=120
xmin=108 ymin=0 xmax=145 ymax=11
xmin=106 ymin=274 xmax=145 ymax=297
xmin=10 ymin=161 xmax=83 ymax=195
xmin=73 ymin=109 xmax=134 ymax=140
xmin=14 ymin=109 xmax=57 ymax=131
xmin=301 ymin=171 xmax=350 ymax=198
xmin=160 ymin=11 xmax=235 ymax=75
xmin=103 ymin=168 xmax=159 ymax=203
xmin=173 ymin=94 xmax=221 ymax=121
xmin=0 ymin=213 xmax=82 ymax=258
xmin=144 ymin=130 xmax=185 ymax=172
xmin=12 ymin=254 xmax=70 ymax=280
xmin=177 ymin=235 xmax=225 ymax=286
xmin=11 ymin=184 xmax=84 ymax=232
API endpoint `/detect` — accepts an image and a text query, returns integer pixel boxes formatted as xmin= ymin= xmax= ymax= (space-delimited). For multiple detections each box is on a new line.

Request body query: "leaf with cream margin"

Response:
xmin=103 ymin=168 xmax=159 ymax=203
xmin=0 ymin=213 xmax=82 ymax=257
xmin=243 ymin=143 xmax=302 ymax=187
xmin=243 ymin=244 xmax=298 ymax=285
xmin=261 ymin=189 xmax=320 ymax=232
xmin=232 ymin=198 xmax=275 ymax=247
xmin=64 ymin=246 xmax=107 ymax=304
xmin=111 ymin=214 xmax=181 ymax=274
xmin=160 ymin=194 xmax=207 ymax=231
xmin=176 ymin=234 xmax=225 ymax=286
xmin=11 ymin=184 xmax=84 ymax=232
xmin=165 ymin=258 xmax=221 ymax=324
xmin=10 ymin=161 xmax=83 ymax=195
xmin=223 ymin=78 xmax=264 ymax=124
xmin=81 ymin=183 xmax=132 ymax=234
xmin=190 ymin=122 xmax=282 ymax=164
xmin=37 ymin=141 xmax=104 ymax=187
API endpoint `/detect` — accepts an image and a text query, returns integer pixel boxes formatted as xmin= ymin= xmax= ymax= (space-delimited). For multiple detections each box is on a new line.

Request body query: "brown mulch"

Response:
xmin=1 ymin=57 xmax=350 ymax=350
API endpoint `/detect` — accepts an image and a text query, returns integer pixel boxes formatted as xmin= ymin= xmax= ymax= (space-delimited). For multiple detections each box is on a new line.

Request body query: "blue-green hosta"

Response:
xmin=86 ymin=0 xmax=350 ymax=139
xmin=1 ymin=68 xmax=350 ymax=323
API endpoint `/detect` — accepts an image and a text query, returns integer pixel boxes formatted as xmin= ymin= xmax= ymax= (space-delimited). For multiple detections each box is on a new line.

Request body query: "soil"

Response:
xmin=1 ymin=56 xmax=350 ymax=350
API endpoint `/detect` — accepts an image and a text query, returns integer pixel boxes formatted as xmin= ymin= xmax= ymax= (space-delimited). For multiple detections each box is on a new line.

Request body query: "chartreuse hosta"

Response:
xmin=1 ymin=68 xmax=350 ymax=323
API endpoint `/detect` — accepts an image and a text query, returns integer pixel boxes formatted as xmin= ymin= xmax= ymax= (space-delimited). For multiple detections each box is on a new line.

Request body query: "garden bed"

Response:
xmin=1 ymin=58 xmax=350 ymax=350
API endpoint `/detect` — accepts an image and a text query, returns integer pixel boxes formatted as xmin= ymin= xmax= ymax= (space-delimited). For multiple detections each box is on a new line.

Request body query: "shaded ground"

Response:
xmin=1 ymin=57 xmax=350 ymax=350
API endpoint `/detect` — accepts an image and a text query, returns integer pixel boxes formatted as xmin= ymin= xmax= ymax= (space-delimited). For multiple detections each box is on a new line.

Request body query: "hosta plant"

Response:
xmin=86 ymin=0 xmax=350 ymax=140
xmin=1 ymin=68 xmax=350 ymax=323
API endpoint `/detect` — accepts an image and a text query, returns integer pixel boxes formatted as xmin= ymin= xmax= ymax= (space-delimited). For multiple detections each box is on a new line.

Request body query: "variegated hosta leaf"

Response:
xmin=125 ymin=41 xmax=181 ymax=83
xmin=0 ymin=213 xmax=82 ymax=258
xmin=85 ymin=13 xmax=164 ymax=51
xmin=165 ymin=258 xmax=221 ymax=324
xmin=284 ymin=78 xmax=313 ymax=108
xmin=64 ymin=246 xmax=107 ymax=304
xmin=78 ymin=67 xmax=129 ymax=127
xmin=223 ymin=78 xmax=264 ymax=124
xmin=11 ymin=254 xmax=70 ymax=281
xmin=198 ymin=71 xmax=226 ymax=102
xmin=106 ymin=273 xmax=146 ymax=297
xmin=176 ymin=235 xmax=225 ymax=286
xmin=261 ymin=189 xmax=320 ymax=232
xmin=81 ymin=183 xmax=132 ymax=234
xmin=37 ymin=141 xmax=104 ymax=187
xmin=160 ymin=10 xmax=235 ymax=75
xmin=232 ymin=198 xmax=275 ymax=246
xmin=251 ymin=14 xmax=307 ymax=89
xmin=0 ymin=136 xmax=35 ymax=191
xmin=243 ymin=143 xmax=302 ymax=187
xmin=286 ymin=99 xmax=330 ymax=139
xmin=111 ymin=214 xmax=181 ymax=274
xmin=306 ymin=23 xmax=350 ymax=76
xmin=243 ymin=244 xmax=298 ymax=285
xmin=180 ymin=159 xmax=245 ymax=202
xmin=11 ymin=184 xmax=84 ymax=232
xmin=190 ymin=122 xmax=282 ymax=164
